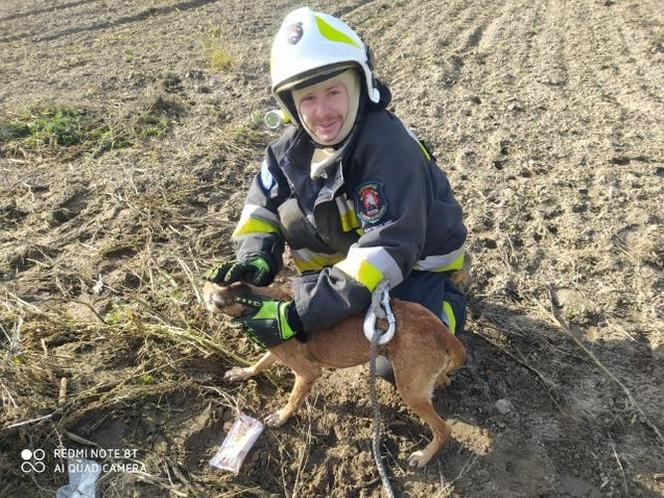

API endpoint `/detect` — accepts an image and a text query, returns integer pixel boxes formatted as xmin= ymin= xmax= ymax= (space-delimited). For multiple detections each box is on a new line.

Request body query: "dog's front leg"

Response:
xmin=224 ymin=351 xmax=277 ymax=382
xmin=265 ymin=371 xmax=319 ymax=428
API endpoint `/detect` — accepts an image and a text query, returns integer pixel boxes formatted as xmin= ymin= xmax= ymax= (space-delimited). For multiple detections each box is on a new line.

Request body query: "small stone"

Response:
xmin=187 ymin=69 xmax=205 ymax=80
xmin=495 ymin=399 xmax=513 ymax=415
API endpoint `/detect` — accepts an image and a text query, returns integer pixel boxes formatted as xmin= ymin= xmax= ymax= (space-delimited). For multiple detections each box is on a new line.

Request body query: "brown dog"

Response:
xmin=202 ymin=276 xmax=466 ymax=467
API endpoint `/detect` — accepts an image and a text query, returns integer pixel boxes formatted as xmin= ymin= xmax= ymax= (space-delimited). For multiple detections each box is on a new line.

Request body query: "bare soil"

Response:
xmin=1 ymin=0 xmax=663 ymax=497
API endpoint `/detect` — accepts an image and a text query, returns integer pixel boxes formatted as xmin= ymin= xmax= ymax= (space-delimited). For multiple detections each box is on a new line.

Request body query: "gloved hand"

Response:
xmin=233 ymin=294 xmax=303 ymax=348
xmin=205 ymin=256 xmax=275 ymax=287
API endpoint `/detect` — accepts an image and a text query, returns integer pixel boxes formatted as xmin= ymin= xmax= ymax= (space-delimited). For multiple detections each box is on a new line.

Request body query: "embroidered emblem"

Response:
xmin=287 ymin=22 xmax=303 ymax=45
xmin=356 ymin=181 xmax=388 ymax=224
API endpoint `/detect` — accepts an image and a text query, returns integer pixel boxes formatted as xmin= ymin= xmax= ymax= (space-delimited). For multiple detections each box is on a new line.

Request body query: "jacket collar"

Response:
xmin=280 ymin=128 xmax=348 ymax=207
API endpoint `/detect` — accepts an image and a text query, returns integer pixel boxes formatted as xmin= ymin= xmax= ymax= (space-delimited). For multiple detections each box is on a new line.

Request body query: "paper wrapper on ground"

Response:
xmin=209 ymin=413 xmax=264 ymax=473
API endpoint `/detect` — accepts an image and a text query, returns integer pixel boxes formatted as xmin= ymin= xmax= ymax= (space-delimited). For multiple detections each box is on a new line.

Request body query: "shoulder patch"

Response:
xmin=259 ymin=159 xmax=275 ymax=191
xmin=355 ymin=181 xmax=388 ymax=225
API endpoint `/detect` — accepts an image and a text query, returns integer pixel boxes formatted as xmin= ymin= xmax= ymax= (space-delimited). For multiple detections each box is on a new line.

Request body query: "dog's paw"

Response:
xmin=265 ymin=409 xmax=289 ymax=428
xmin=408 ymin=450 xmax=432 ymax=468
xmin=223 ymin=367 xmax=252 ymax=382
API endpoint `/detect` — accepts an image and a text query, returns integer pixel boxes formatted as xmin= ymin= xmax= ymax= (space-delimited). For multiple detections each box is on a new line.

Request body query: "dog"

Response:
xmin=202 ymin=273 xmax=466 ymax=467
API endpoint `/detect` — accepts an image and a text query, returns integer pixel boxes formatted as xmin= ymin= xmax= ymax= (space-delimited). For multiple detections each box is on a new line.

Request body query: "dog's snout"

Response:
xmin=203 ymin=281 xmax=228 ymax=313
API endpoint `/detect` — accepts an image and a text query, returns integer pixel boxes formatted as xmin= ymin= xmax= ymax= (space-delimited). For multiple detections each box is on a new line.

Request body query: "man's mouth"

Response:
xmin=318 ymin=121 xmax=339 ymax=133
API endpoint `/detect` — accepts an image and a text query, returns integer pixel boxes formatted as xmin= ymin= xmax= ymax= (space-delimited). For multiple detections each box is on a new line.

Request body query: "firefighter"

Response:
xmin=205 ymin=7 xmax=468 ymax=377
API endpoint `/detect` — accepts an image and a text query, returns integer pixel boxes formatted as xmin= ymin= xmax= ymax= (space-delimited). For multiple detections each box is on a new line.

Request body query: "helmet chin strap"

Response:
xmin=292 ymin=69 xmax=361 ymax=147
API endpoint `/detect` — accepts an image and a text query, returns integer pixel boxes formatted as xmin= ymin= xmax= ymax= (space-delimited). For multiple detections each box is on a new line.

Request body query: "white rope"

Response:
xmin=364 ymin=281 xmax=396 ymax=344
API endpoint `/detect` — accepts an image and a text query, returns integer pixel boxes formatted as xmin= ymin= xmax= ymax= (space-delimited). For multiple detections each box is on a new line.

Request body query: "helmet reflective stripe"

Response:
xmin=271 ymin=7 xmax=380 ymax=124
xmin=315 ymin=16 xmax=360 ymax=48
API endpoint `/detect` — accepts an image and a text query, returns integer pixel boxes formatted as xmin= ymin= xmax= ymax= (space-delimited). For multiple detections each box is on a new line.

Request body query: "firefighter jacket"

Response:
xmin=230 ymin=106 xmax=467 ymax=332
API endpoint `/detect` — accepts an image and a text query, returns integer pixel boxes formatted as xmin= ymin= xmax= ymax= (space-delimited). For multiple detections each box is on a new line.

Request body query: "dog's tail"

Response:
xmin=434 ymin=332 xmax=466 ymax=388
xmin=449 ymin=337 xmax=466 ymax=371
xmin=442 ymin=333 xmax=466 ymax=374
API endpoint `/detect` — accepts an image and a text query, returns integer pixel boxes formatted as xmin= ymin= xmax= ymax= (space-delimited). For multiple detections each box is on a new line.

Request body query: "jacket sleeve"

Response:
xmin=231 ymin=149 xmax=288 ymax=274
xmin=294 ymin=127 xmax=430 ymax=332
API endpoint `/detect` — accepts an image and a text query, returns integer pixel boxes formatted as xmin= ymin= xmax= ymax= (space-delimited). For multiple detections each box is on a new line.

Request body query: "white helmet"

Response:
xmin=270 ymin=7 xmax=380 ymax=124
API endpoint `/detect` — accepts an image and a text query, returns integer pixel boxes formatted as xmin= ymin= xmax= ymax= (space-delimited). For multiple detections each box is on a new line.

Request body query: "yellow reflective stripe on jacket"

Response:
xmin=291 ymin=248 xmax=344 ymax=273
xmin=418 ymin=141 xmax=431 ymax=161
xmin=442 ymin=301 xmax=456 ymax=335
xmin=337 ymin=258 xmax=383 ymax=291
xmin=232 ymin=204 xmax=281 ymax=238
xmin=335 ymin=195 xmax=360 ymax=232
xmin=334 ymin=245 xmax=404 ymax=291
xmin=414 ymin=247 xmax=465 ymax=272
xmin=232 ymin=218 xmax=280 ymax=237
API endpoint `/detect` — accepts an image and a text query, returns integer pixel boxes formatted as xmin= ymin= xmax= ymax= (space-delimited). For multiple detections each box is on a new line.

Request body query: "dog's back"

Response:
xmin=277 ymin=298 xmax=464 ymax=376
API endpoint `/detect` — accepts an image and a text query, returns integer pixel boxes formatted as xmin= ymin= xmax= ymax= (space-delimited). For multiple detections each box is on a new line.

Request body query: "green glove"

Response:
xmin=233 ymin=295 xmax=302 ymax=348
xmin=205 ymin=256 xmax=274 ymax=287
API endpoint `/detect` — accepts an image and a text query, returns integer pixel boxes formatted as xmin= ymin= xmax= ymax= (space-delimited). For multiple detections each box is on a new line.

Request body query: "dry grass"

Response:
xmin=201 ymin=27 xmax=234 ymax=72
xmin=2 ymin=0 xmax=663 ymax=495
xmin=0 ymin=291 xmax=251 ymax=496
xmin=0 ymin=74 xmax=281 ymax=494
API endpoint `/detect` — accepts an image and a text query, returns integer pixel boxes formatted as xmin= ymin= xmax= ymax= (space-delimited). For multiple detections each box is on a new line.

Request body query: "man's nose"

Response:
xmin=314 ymin=99 xmax=330 ymax=118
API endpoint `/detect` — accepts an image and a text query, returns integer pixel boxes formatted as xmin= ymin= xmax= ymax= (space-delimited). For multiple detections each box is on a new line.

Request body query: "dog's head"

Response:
xmin=202 ymin=281 xmax=254 ymax=317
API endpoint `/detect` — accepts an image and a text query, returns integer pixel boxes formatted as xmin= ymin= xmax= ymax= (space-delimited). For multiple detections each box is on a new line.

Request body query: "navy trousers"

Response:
xmin=390 ymin=270 xmax=467 ymax=335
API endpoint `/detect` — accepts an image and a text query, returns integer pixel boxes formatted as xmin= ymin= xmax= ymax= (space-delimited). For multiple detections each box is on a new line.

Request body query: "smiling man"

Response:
xmin=293 ymin=69 xmax=358 ymax=142
xmin=206 ymin=7 xmax=468 ymax=381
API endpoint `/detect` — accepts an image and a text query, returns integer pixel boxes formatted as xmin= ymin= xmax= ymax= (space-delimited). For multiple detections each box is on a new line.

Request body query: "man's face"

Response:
xmin=296 ymin=82 xmax=349 ymax=143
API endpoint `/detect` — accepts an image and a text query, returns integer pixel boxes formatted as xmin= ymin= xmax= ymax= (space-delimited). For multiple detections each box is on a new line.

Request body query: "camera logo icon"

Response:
xmin=21 ymin=449 xmax=46 ymax=473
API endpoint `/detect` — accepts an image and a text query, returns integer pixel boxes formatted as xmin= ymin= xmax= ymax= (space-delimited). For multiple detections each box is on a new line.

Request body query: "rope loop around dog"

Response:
xmin=364 ymin=281 xmax=396 ymax=345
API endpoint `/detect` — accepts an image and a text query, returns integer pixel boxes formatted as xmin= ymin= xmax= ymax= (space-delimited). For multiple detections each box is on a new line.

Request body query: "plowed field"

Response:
xmin=1 ymin=0 xmax=662 ymax=496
